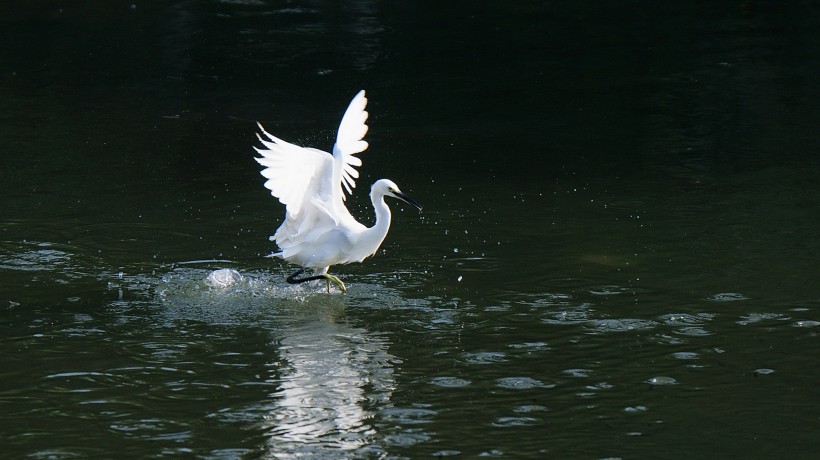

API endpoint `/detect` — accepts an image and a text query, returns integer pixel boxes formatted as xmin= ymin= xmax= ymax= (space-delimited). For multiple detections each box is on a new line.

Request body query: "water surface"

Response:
xmin=2 ymin=1 xmax=820 ymax=458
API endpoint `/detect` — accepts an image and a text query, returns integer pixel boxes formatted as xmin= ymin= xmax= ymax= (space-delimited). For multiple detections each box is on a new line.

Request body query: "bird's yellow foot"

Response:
xmin=322 ymin=273 xmax=347 ymax=293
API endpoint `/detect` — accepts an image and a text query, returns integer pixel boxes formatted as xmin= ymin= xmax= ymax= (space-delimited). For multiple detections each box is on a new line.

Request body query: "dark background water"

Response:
xmin=2 ymin=1 xmax=820 ymax=458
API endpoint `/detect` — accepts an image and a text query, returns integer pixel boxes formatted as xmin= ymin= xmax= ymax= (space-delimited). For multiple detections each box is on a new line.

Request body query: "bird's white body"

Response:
xmin=270 ymin=180 xmax=395 ymax=270
xmin=254 ymin=91 xmax=420 ymax=289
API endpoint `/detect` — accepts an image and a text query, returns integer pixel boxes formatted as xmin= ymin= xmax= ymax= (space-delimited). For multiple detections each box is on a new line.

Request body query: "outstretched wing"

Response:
xmin=333 ymin=90 xmax=369 ymax=199
xmin=254 ymin=123 xmax=333 ymax=219
xmin=253 ymin=91 xmax=371 ymax=261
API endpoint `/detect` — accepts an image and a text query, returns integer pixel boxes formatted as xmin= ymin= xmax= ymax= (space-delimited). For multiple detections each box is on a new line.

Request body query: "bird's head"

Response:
xmin=373 ymin=179 xmax=422 ymax=211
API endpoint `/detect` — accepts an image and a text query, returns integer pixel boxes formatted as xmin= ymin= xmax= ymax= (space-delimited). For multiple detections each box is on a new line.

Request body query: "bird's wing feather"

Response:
xmin=254 ymin=92 xmax=371 ymax=266
xmin=254 ymin=123 xmax=333 ymax=219
xmin=332 ymin=90 xmax=369 ymax=199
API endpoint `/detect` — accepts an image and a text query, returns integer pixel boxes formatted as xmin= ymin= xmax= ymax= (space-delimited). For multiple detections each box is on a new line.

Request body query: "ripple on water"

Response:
xmin=0 ymin=241 xmax=104 ymax=292
xmin=587 ymin=318 xmax=658 ymax=333
xmin=657 ymin=312 xmax=716 ymax=336
xmin=432 ymin=450 xmax=462 ymax=457
xmin=380 ymin=407 xmax=437 ymax=425
xmin=588 ymin=285 xmax=629 ymax=296
xmin=794 ymin=320 xmax=820 ymax=328
xmin=652 ymin=333 xmax=688 ymax=345
xmin=585 ymin=382 xmax=613 ymax=391
xmin=508 ymin=341 xmax=549 ymax=352
xmin=496 ymin=377 xmax=554 ymax=390
xmin=673 ymin=326 xmax=713 ymax=337
xmin=706 ymin=292 xmax=749 ymax=302
xmin=523 ymin=292 xmax=573 ymax=308
xmin=492 ymin=416 xmax=539 ymax=427
xmin=429 ymin=376 xmax=471 ymax=388
xmin=514 ymin=404 xmax=549 ymax=413
xmin=658 ymin=312 xmax=717 ymax=325
xmin=562 ymin=368 xmax=593 ymax=378
xmin=460 ymin=351 xmax=507 ymax=365
xmin=540 ymin=306 xmax=593 ymax=325
xmin=0 ymin=242 xmax=73 ymax=271
xmin=671 ymin=352 xmax=699 ymax=360
xmin=645 ymin=376 xmax=677 ymax=386
xmin=109 ymin=418 xmax=192 ymax=440
xmin=737 ymin=312 xmax=790 ymax=326
xmin=624 ymin=405 xmax=648 ymax=413
xmin=384 ymin=430 xmax=432 ymax=447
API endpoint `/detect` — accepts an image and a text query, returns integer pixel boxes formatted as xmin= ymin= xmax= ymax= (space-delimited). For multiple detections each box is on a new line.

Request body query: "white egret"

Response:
xmin=254 ymin=90 xmax=422 ymax=292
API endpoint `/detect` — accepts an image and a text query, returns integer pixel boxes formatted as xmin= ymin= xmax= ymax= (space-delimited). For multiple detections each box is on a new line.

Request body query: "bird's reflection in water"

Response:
xmin=261 ymin=312 xmax=396 ymax=457
xmin=153 ymin=268 xmax=398 ymax=456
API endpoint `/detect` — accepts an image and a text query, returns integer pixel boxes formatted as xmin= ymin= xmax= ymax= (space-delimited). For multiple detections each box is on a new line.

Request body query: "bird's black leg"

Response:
xmin=286 ymin=268 xmax=306 ymax=284
xmin=286 ymin=268 xmax=326 ymax=284
xmin=285 ymin=268 xmax=347 ymax=293
xmin=286 ymin=268 xmax=322 ymax=284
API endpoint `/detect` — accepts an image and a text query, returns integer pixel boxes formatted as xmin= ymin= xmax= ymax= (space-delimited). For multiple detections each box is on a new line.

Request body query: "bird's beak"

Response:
xmin=393 ymin=191 xmax=422 ymax=212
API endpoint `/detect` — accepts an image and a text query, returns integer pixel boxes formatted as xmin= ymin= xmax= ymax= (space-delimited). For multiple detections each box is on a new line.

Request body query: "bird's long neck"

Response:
xmin=362 ymin=192 xmax=392 ymax=256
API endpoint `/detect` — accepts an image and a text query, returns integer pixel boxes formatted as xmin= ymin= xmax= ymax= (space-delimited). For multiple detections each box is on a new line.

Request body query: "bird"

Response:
xmin=253 ymin=90 xmax=422 ymax=292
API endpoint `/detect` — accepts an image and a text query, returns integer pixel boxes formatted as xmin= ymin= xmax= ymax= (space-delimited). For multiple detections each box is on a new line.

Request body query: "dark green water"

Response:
xmin=3 ymin=1 xmax=820 ymax=458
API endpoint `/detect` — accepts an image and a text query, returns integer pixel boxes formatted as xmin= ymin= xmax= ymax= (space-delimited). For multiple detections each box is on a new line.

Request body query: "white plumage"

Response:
xmin=254 ymin=90 xmax=421 ymax=292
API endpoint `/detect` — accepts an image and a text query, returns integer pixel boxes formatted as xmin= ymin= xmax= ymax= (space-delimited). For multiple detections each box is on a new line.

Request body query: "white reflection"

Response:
xmin=262 ymin=315 xmax=395 ymax=458
xmin=150 ymin=268 xmax=398 ymax=457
